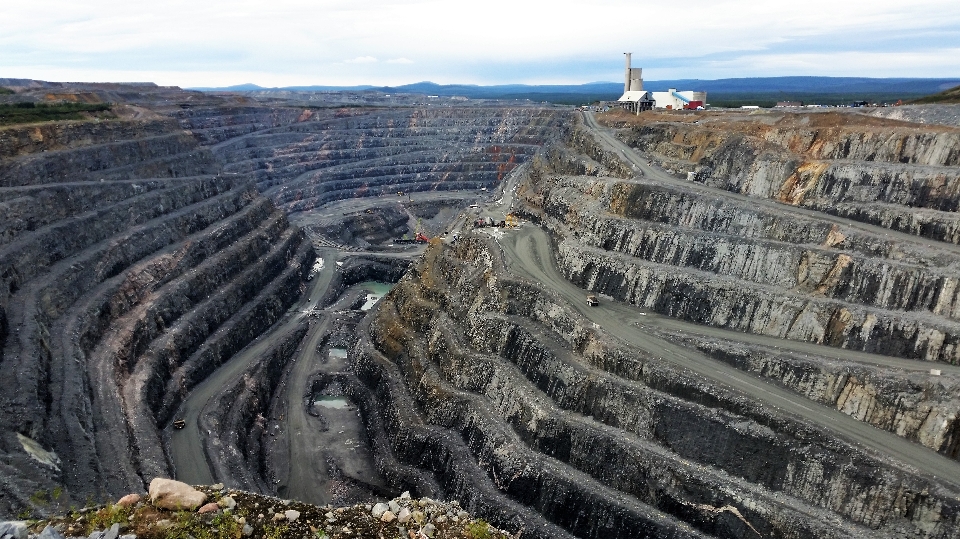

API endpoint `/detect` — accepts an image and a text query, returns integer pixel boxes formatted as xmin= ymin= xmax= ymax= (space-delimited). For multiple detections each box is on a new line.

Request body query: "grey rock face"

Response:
xmin=0 ymin=94 xmax=314 ymax=514
xmin=347 ymin=113 xmax=960 ymax=539
xmin=0 ymin=522 xmax=27 ymax=539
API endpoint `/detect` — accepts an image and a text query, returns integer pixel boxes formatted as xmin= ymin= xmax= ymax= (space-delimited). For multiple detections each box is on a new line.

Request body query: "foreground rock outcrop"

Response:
xmin=18 ymin=481 xmax=514 ymax=539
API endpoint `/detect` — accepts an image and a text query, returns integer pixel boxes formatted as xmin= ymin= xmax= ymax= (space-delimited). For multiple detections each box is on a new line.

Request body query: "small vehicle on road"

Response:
xmin=587 ymin=294 xmax=599 ymax=307
xmin=173 ymin=419 xmax=186 ymax=430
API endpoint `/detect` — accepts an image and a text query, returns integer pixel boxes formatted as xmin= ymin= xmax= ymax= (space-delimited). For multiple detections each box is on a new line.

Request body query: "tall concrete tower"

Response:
xmin=624 ymin=53 xmax=644 ymax=93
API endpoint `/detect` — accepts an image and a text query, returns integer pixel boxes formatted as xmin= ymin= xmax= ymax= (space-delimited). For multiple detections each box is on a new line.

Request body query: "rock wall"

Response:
xmin=353 ymin=233 xmax=960 ymax=538
xmin=0 ymin=110 xmax=313 ymax=515
xmin=519 ymin=130 xmax=960 ymax=364
xmin=614 ymin=111 xmax=960 ymax=243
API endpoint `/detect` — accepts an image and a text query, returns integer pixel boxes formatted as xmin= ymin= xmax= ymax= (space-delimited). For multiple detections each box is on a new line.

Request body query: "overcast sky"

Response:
xmin=2 ymin=0 xmax=959 ymax=87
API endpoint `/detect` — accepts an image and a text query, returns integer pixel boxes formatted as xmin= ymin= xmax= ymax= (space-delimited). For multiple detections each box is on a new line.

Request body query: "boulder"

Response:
xmin=116 ymin=494 xmax=141 ymax=507
xmin=148 ymin=478 xmax=207 ymax=511
xmin=370 ymin=503 xmax=389 ymax=518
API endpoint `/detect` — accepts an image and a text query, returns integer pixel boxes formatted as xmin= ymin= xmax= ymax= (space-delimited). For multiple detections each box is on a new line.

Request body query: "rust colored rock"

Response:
xmin=198 ymin=502 xmax=220 ymax=514
xmin=148 ymin=478 xmax=208 ymax=511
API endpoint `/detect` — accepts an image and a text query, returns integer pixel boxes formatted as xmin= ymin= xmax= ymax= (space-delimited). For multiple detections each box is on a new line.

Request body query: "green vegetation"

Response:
xmin=0 ymin=101 xmax=112 ymax=125
xmin=704 ymin=92 xmax=924 ymax=108
xmin=0 ymin=87 xmax=15 ymax=95
xmin=464 ymin=519 xmax=493 ymax=539
xmin=166 ymin=511 xmax=243 ymax=539
xmin=911 ymin=85 xmax=960 ymax=104
xmin=86 ymin=504 xmax=133 ymax=532
xmin=261 ymin=522 xmax=288 ymax=539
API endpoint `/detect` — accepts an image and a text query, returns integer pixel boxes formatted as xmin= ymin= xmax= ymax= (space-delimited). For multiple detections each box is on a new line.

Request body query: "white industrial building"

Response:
xmin=649 ymin=89 xmax=707 ymax=110
xmin=616 ymin=53 xmax=707 ymax=112
xmin=616 ymin=53 xmax=654 ymax=113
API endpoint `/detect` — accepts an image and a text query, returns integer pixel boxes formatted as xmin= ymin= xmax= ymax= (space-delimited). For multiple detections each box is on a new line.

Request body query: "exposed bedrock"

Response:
xmin=0 ymin=119 xmax=218 ymax=187
xmin=318 ymin=255 xmax=413 ymax=308
xmin=175 ymin=105 xmax=566 ymax=213
xmin=607 ymin=111 xmax=960 ymax=243
xmin=0 ymin=110 xmax=314 ymax=516
xmin=518 ymin=135 xmax=960 ymax=365
xmin=312 ymin=204 xmax=412 ymax=247
xmin=657 ymin=329 xmax=960 ymax=457
xmin=354 ymin=233 xmax=960 ymax=538
xmin=197 ymin=322 xmax=310 ymax=493
xmin=0 ymin=94 xmax=567 ymax=517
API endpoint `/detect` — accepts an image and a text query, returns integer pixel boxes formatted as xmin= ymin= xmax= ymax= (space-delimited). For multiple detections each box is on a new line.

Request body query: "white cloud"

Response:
xmin=0 ymin=0 xmax=958 ymax=85
xmin=343 ymin=56 xmax=378 ymax=64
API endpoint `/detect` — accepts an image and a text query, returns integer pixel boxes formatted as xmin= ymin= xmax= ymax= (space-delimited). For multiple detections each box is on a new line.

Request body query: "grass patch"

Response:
xmin=0 ymin=87 xmax=15 ymax=95
xmin=464 ymin=519 xmax=493 ymax=539
xmin=910 ymin=85 xmax=960 ymax=104
xmin=0 ymin=101 xmax=112 ymax=125
xmin=86 ymin=504 xmax=133 ymax=532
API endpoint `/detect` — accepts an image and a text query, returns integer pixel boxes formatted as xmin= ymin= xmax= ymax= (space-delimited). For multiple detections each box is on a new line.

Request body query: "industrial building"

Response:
xmin=650 ymin=89 xmax=707 ymax=110
xmin=616 ymin=53 xmax=654 ymax=113
xmin=616 ymin=53 xmax=706 ymax=112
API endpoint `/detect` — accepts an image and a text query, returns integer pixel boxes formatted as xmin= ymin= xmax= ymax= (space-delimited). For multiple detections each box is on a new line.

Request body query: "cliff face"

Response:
xmin=510 ymin=118 xmax=960 ymax=462
xmin=0 ymin=83 xmax=568 ymax=518
xmin=0 ymin=103 xmax=313 ymax=514
xmin=612 ymin=111 xmax=960 ymax=243
xmin=356 ymin=230 xmax=960 ymax=539
xmin=555 ymin=111 xmax=960 ymax=366
xmin=175 ymin=106 xmax=565 ymax=215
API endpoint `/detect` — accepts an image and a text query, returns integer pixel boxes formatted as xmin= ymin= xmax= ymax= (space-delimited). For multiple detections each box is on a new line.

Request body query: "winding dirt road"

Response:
xmin=169 ymin=246 xmax=340 ymax=486
xmin=479 ymin=113 xmax=960 ymax=489
xmin=169 ymin=191 xmax=463 ymax=492
xmin=499 ymin=224 xmax=960 ymax=488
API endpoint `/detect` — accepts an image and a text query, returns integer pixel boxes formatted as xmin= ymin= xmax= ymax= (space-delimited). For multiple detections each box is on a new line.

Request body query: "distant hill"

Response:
xmin=190 ymin=77 xmax=960 ymax=106
xmin=911 ymin=84 xmax=960 ymax=104
xmin=191 ymin=83 xmax=375 ymax=92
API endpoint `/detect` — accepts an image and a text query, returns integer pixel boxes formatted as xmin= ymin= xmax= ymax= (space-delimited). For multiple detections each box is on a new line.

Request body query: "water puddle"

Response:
xmin=329 ymin=348 xmax=348 ymax=359
xmin=357 ymin=281 xmax=394 ymax=311
xmin=313 ymin=396 xmax=351 ymax=409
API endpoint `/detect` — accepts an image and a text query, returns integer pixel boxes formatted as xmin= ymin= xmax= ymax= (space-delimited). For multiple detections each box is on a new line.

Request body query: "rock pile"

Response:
xmin=7 ymin=479 xmax=513 ymax=539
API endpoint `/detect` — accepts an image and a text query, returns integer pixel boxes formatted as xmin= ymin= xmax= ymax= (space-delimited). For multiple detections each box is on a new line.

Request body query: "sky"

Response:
xmin=2 ymin=0 xmax=960 ymax=87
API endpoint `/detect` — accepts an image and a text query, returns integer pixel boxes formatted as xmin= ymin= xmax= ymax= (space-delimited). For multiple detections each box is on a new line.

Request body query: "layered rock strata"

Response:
xmin=175 ymin=105 xmax=565 ymax=215
xmin=0 ymin=80 xmax=569 ymax=518
xmin=606 ymin=110 xmax=960 ymax=243
xmin=0 ymin=111 xmax=313 ymax=514
xmin=349 ymin=118 xmax=960 ymax=538
xmin=542 ymin=115 xmax=960 ymax=366
xmin=355 ymin=232 xmax=960 ymax=538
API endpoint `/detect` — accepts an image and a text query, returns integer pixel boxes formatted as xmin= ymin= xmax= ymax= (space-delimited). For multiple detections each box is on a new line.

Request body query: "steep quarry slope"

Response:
xmin=174 ymin=105 xmax=564 ymax=217
xmin=606 ymin=109 xmax=960 ymax=242
xmin=557 ymin=114 xmax=960 ymax=448
xmin=0 ymin=106 xmax=313 ymax=514
xmin=0 ymin=82 xmax=566 ymax=518
xmin=582 ymin=110 xmax=960 ymax=364
xmin=352 ymin=118 xmax=960 ymax=539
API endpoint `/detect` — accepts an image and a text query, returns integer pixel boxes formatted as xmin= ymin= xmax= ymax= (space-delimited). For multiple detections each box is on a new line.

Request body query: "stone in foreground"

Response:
xmin=148 ymin=478 xmax=208 ymax=511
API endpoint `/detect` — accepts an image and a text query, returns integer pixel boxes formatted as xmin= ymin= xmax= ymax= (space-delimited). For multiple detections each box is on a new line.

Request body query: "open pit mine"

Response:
xmin=2 ymin=80 xmax=960 ymax=539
